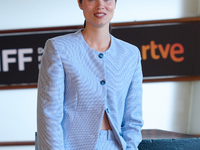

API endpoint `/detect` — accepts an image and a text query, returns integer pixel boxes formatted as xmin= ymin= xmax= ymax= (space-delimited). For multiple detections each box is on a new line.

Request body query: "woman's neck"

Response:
xmin=82 ymin=24 xmax=111 ymax=52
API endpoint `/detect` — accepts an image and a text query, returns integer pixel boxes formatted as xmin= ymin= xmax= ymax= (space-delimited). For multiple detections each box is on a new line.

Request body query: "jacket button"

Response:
xmin=98 ymin=53 xmax=104 ymax=58
xmin=106 ymin=108 xmax=109 ymax=113
xmin=100 ymin=80 xmax=105 ymax=85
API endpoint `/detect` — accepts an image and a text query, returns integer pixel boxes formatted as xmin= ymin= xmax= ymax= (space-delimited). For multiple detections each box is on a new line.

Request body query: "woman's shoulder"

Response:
xmin=50 ymin=29 xmax=82 ymax=46
xmin=43 ymin=30 xmax=83 ymax=56
xmin=111 ymin=35 xmax=140 ymax=55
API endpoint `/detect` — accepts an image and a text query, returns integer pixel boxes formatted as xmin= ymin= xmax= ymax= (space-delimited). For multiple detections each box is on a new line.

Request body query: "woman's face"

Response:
xmin=78 ymin=0 xmax=116 ymax=28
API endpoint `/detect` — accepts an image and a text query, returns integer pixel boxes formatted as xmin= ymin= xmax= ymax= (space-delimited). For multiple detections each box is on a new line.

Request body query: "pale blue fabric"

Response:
xmin=95 ymin=130 xmax=121 ymax=150
xmin=37 ymin=29 xmax=143 ymax=150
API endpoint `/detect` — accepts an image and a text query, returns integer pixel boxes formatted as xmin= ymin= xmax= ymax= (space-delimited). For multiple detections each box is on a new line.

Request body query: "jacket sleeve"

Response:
xmin=121 ymin=50 xmax=144 ymax=150
xmin=37 ymin=39 xmax=65 ymax=150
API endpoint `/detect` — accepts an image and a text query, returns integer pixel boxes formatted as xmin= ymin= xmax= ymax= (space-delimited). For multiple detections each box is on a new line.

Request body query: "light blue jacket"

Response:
xmin=37 ymin=30 xmax=143 ymax=150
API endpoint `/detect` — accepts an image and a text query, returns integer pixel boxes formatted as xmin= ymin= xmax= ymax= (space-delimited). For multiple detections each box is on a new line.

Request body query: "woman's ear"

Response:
xmin=77 ymin=0 xmax=83 ymax=10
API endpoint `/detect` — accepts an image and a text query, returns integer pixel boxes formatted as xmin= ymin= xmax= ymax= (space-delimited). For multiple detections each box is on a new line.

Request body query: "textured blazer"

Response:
xmin=37 ymin=29 xmax=143 ymax=150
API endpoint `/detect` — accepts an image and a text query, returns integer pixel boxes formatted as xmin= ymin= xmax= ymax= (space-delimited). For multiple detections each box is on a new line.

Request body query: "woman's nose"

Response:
xmin=96 ymin=0 xmax=105 ymax=10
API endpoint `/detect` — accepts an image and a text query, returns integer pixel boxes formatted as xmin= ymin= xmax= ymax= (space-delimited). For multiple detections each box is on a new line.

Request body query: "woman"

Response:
xmin=37 ymin=0 xmax=143 ymax=149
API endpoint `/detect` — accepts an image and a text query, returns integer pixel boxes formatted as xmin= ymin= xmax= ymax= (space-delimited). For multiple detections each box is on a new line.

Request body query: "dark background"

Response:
xmin=0 ymin=22 xmax=200 ymax=85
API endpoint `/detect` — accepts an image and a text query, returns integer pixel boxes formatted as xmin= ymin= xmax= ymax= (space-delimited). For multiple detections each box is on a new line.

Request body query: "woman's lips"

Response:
xmin=94 ymin=13 xmax=106 ymax=18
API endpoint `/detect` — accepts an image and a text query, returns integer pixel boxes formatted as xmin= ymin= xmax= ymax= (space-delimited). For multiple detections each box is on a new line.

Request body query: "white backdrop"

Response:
xmin=0 ymin=0 xmax=199 ymax=30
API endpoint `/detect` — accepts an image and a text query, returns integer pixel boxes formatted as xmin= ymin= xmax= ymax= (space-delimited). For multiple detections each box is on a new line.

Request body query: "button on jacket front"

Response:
xmin=37 ymin=30 xmax=143 ymax=150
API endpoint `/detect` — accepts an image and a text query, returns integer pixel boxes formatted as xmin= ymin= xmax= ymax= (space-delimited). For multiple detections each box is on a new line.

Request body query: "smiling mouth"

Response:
xmin=95 ymin=14 xmax=105 ymax=16
xmin=94 ymin=13 xmax=106 ymax=18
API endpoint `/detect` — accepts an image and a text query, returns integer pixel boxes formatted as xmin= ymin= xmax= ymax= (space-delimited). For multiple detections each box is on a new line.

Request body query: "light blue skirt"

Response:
xmin=95 ymin=130 xmax=122 ymax=150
